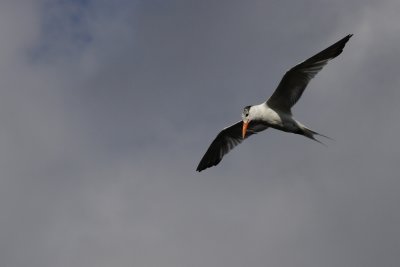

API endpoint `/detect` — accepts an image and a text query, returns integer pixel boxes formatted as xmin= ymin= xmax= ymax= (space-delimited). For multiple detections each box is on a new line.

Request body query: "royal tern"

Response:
xmin=196 ymin=34 xmax=352 ymax=172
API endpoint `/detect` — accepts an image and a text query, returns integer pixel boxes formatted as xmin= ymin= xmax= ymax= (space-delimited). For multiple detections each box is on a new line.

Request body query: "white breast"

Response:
xmin=253 ymin=103 xmax=298 ymax=131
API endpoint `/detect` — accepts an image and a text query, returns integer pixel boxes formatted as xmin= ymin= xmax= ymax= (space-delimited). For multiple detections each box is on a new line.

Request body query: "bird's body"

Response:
xmin=196 ymin=34 xmax=353 ymax=172
xmin=248 ymin=103 xmax=299 ymax=133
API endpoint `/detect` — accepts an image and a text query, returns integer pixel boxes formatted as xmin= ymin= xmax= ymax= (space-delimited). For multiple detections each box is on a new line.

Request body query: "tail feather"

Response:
xmin=308 ymin=134 xmax=328 ymax=146
xmin=302 ymin=127 xmax=332 ymax=146
xmin=307 ymin=129 xmax=334 ymax=141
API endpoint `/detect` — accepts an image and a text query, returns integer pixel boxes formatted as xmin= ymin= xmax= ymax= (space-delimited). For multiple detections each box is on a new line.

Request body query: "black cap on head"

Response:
xmin=243 ymin=105 xmax=251 ymax=112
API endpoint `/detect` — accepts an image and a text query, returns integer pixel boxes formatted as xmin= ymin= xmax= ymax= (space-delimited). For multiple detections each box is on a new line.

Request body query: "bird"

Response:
xmin=196 ymin=34 xmax=352 ymax=172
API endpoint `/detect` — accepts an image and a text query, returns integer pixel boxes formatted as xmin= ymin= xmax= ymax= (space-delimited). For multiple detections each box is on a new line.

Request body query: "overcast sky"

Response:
xmin=1 ymin=0 xmax=400 ymax=266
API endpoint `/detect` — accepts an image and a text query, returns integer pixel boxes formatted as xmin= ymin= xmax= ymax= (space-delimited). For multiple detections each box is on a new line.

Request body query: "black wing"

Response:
xmin=196 ymin=121 xmax=268 ymax=172
xmin=267 ymin=34 xmax=352 ymax=113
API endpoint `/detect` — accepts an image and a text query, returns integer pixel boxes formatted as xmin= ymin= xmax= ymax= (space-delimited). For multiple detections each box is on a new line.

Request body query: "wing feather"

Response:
xmin=267 ymin=34 xmax=352 ymax=112
xmin=196 ymin=121 xmax=268 ymax=172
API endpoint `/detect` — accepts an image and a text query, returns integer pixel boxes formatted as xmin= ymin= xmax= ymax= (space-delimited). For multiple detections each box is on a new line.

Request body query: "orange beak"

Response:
xmin=242 ymin=121 xmax=249 ymax=139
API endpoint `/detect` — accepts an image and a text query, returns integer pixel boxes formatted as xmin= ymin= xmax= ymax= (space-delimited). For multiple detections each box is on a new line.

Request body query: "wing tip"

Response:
xmin=331 ymin=33 xmax=353 ymax=58
xmin=343 ymin=33 xmax=353 ymax=44
xmin=196 ymin=166 xmax=203 ymax=172
xmin=196 ymin=159 xmax=220 ymax=172
xmin=196 ymin=161 xmax=205 ymax=172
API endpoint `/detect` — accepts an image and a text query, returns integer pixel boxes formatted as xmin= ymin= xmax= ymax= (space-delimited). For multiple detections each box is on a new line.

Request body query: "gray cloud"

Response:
xmin=1 ymin=0 xmax=400 ymax=266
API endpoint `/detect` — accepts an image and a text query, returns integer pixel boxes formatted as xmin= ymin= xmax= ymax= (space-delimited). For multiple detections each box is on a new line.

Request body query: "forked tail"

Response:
xmin=302 ymin=127 xmax=333 ymax=146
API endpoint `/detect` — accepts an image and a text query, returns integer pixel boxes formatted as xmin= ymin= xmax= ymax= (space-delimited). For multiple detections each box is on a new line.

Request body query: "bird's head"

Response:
xmin=241 ymin=105 xmax=252 ymax=139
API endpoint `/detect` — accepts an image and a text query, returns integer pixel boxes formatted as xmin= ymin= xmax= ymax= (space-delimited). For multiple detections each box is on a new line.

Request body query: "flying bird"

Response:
xmin=196 ymin=34 xmax=352 ymax=172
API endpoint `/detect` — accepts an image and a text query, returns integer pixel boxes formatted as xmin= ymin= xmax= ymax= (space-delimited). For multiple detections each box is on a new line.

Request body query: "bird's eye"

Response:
xmin=243 ymin=106 xmax=251 ymax=117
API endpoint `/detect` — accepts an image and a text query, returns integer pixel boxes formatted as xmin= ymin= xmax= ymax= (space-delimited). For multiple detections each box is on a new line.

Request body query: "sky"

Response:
xmin=1 ymin=0 xmax=400 ymax=266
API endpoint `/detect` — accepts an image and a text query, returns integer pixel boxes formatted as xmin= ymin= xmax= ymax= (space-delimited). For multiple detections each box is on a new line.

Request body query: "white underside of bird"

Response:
xmin=241 ymin=103 xmax=326 ymax=143
xmin=242 ymin=104 xmax=300 ymax=134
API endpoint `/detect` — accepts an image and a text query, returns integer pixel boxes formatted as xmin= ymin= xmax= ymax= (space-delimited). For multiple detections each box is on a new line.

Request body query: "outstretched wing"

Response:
xmin=196 ymin=121 xmax=268 ymax=172
xmin=267 ymin=34 xmax=352 ymax=113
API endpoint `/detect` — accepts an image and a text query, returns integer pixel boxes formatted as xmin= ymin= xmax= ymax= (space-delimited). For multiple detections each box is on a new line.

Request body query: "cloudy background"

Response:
xmin=1 ymin=0 xmax=400 ymax=266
